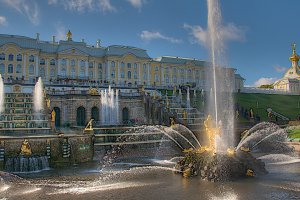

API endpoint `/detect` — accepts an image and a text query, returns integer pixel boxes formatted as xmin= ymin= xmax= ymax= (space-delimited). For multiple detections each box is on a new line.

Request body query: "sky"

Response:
xmin=0 ymin=0 xmax=299 ymax=86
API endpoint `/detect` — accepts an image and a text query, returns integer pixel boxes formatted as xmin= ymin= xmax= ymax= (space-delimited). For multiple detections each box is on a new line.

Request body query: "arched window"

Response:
xmin=61 ymin=68 xmax=66 ymax=76
xmin=76 ymin=106 xmax=86 ymax=126
xmin=8 ymin=64 xmax=13 ymax=74
xmin=0 ymin=63 xmax=5 ymax=74
xmin=89 ymin=62 xmax=93 ymax=68
xmin=127 ymin=63 xmax=131 ymax=68
xmin=166 ymin=75 xmax=169 ymax=83
xmin=50 ymin=59 xmax=55 ymax=66
xmin=71 ymin=67 xmax=76 ymax=78
xmin=134 ymin=63 xmax=138 ymax=69
xmin=155 ymin=74 xmax=159 ymax=82
xmin=98 ymin=66 xmax=102 ymax=80
xmin=29 ymin=55 xmax=34 ymax=62
xmin=80 ymin=67 xmax=85 ymax=78
xmin=71 ymin=59 xmax=75 ymax=66
xmin=121 ymin=62 xmax=125 ymax=68
xmin=17 ymin=54 xmax=22 ymax=61
xmin=127 ymin=71 xmax=131 ymax=79
xmin=98 ymin=63 xmax=102 ymax=69
xmin=143 ymin=64 xmax=147 ymax=71
xmin=122 ymin=107 xmax=129 ymax=124
xmin=80 ymin=60 xmax=85 ymax=67
xmin=16 ymin=64 xmax=22 ymax=73
xmin=8 ymin=54 xmax=14 ymax=61
xmin=61 ymin=59 xmax=66 ymax=66
xmin=111 ymin=61 xmax=115 ymax=67
xmin=40 ymin=58 xmax=45 ymax=65
xmin=121 ymin=71 xmax=125 ymax=78
xmin=91 ymin=107 xmax=99 ymax=121
xmin=155 ymin=66 xmax=159 ymax=72
xmin=0 ymin=53 xmax=5 ymax=60
xmin=29 ymin=65 xmax=34 ymax=74
xmin=134 ymin=71 xmax=138 ymax=79
xmin=89 ymin=70 xmax=93 ymax=79
xmin=173 ymin=76 xmax=177 ymax=83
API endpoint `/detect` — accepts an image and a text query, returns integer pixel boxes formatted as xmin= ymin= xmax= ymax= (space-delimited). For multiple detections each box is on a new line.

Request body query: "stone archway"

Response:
xmin=122 ymin=107 xmax=129 ymax=124
xmin=53 ymin=107 xmax=61 ymax=127
xmin=91 ymin=106 xmax=99 ymax=121
xmin=76 ymin=106 xmax=86 ymax=126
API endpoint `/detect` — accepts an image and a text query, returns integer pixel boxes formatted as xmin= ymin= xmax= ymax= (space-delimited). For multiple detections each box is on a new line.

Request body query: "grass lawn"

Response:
xmin=235 ymin=93 xmax=300 ymax=121
xmin=287 ymin=129 xmax=300 ymax=139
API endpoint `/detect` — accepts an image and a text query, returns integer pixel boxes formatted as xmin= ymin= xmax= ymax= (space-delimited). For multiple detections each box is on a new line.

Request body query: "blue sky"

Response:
xmin=0 ymin=0 xmax=298 ymax=86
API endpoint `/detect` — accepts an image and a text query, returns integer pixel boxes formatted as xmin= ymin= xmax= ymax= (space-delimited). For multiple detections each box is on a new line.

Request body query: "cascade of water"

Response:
xmin=186 ymin=87 xmax=190 ymax=109
xmin=5 ymin=156 xmax=49 ymax=172
xmin=0 ymin=74 xmax=4 ymax=113
xmin=100 ymin=86 xmax=119 ymax=125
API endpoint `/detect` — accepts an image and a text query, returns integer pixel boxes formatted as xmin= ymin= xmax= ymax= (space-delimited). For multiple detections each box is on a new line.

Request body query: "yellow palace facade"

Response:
xmin=0 ymin=31 xmax=244 ymax=91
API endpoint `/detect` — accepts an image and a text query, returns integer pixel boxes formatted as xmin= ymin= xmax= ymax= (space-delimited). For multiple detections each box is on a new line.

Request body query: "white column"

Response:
xmin=85 ymin=60 xmax=88 ymax=78
xmin=57 ymin=58 xmax=61 ymax=77
xmin=23 ymin=54 xmax=26 ymax=78
xmin=147 ymin=63 xmax=151 ymax=86
xmin=35 ymin=55 xmax=39 ymax=77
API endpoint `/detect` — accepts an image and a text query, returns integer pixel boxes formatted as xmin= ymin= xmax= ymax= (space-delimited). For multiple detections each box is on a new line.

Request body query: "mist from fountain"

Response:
xmin=186 ymin=87 xmax=190 ymax=109
xmin=0 ymin=74 xmax=4 ymax=113
xmin=207 ymin=0 xmax=235 ymax=152
xmin=101 ymin=86 xmax=119 ymax=125
xmin=178 ymin=89 xmax=182 ymax=105
xmin=33 ymin=77 xmax=44 ymax=124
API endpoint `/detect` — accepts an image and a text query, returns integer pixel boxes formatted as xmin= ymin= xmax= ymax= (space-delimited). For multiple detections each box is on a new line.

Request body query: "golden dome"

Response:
xmin=66 ymin=30 xmax=72 ymax=41
xmin=290 ymin=42 xmax=299 ymax=62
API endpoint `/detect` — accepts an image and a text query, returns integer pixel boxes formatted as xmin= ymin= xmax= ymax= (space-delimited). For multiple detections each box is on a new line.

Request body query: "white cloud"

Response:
xmin=254 ymin=77 xmax=277 ymax=87
xmin=48 ymin=0 xmax=116 ymax=13
xmin=183 ymin=23 xmax=245 ymax=48
xmin=274 ymin=65 xmax=287 ymax=73
xmin=127 ymin=0 xmax=145 ymax=9
xmin=140 ymin=30 xmax=182 ymax=44
xmin=55 ymin=23 xmax=67 ymax=41
xmin=2 ymin=0 xmax=39 ymax=25
xmin=0 ymin=16 xmax=7 ymax=25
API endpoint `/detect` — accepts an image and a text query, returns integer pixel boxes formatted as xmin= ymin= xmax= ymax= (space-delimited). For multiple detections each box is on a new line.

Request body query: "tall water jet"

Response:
xmin=33 ymin=77 xmax=45 ymax=125
xmin=0 ymin=74 xmax=4 ymax=113
xmin=100 ymin=86 xmax=119 ymax=125
xmin=207 ymin=0 xmax=235 ymax=151
xmin=178 ymin=89 xmax=182 ymax=105
xmin=186 ymin=87 xmax=190 ymax=109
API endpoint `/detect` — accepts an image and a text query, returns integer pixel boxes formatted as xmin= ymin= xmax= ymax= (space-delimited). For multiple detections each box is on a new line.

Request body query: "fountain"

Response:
xmin=186 ymin=87 xmax=190 ymax=109
xmin=0 ymin=74 xmax=4 ymax=113
xmin=33 ymin=77 xmax=45 ymax=128
xmin=101 ymin=86 xmax=119 ymax=125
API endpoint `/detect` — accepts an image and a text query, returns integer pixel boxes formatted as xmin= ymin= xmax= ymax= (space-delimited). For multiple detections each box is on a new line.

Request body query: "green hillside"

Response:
xmin=235 ymin=93 xmax=300 ymax=121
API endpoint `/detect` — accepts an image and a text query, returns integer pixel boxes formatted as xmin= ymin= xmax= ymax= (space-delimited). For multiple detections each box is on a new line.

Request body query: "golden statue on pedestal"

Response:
xmin=51 ymin=109 xmax=56 ymax=122
xmin=20 ymin=139 xmax=32 ymax=156
xmin=170 ymin=118 xmax=176 ymax=127
xmin=84 ymin=119 xmax=94 ymax=131
xmin=203 ymin=115 xmax=221 ymax=153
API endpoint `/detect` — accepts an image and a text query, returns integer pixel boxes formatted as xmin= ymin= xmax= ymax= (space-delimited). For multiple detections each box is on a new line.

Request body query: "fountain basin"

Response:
xmin=175 ymin=149 xmax=267 ymax=181
xmin=5 ymin=155 xmax=49 ymax=173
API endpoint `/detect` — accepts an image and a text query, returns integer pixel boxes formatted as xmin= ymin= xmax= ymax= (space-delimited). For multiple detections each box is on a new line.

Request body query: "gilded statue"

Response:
xmin=85 ymin=119 xmax=94 ymax=131
xmin=20 ymin=139 xmax=32 ymax=156
xmin=203 ymin=115 xmax=221 ymax=153
xmin=170 ymin=118 xmax=176 ymax=127
xmin=46 ymin=98 xmax=51 ymax=109
xmin=51 ymin=109 xmax=56 ymax=122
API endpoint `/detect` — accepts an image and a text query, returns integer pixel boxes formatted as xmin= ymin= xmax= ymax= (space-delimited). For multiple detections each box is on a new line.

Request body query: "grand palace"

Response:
xmin=0 ymin=31 xmax=244 ymax=128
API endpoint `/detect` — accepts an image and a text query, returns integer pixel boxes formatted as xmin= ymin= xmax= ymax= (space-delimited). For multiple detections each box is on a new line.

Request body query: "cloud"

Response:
xmin=55 ymin=23 xmax=67 ymax=41
xmin=183 ymin=23 xmax=245 ymax=48
xmin=254 ymin=77 xmax=277 ymax=87
xmin=2 ymin=0 xmax=39 ymax=25
xmin=0 ymin=16 xmax=7 ymax=25
xmin=140 ymin=31 xmax=182 ymax=44
xmin=274 ymin=65 xmax=287 ymax=73
xmin=127 ymin=0 xmax=145 ymax=9
xmin=48 ymin=0 xmax=116 ymax=13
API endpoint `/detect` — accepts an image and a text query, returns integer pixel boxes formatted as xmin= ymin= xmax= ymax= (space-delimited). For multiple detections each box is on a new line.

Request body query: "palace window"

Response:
xmin=173 ymin=68 xmax=177 ymax=74
xmin=173 ymin=76 xmax=177 ymax=83
xmin=39 ymin=68 xmax=45 ymax=77
xmin=0 ymin=63 xmax=5 ymax=74
xmin=165 ymin=75 xmax=169 ymax=84
xmin=50 ymin=68 xmax=55 ymax=77
xmin=16 ymin=64 xmax=22 ymax=73
xmin=8 ymin=64 xmax=13 ymax=74
xmin=155 ymin=74 xmax=159 ymax=82
xmin=98 ymin=63 xmax=102 ymax=69
xmin=134 ymin=63 xmax=138 ymax=69
xmin=71 ymin=67 xmax=76 ymax=78
xmin=80 ymin=60 xmax=85 ymax=67
xmin=29 ymin=65 xmax=34 ymax=75
xmin=111 ymin=70 xmax=115 ymax=78
xmin=143 ymin=72 xmax=147 ymax=80
xmin=134 ymin=70 xmax=138 ymax=79
xmin=0 ymin=53 xmax=5 ymax=61
xmin=50 ymin=59 xmax=56 ymax=66
xmin=121 ymin=62 xmax=125 ymax=68
xmin=8 ymin=54 xmax=14 ymax=61
xmin=61 ymin=68 xmax=66 ymax=76
xmin=29 ymin=55 xmax=35 ymax=62
xmin=61 ymin=59 xmax=66 ymax=66
xmin=89 ymin=71 xmax=93 ymax=79
xmin=181 ymin=77 xmax=185 ymax=84
xmin=155 ymin=66 xmax=159 ymax=72
xmin=121 ymin=71 xmax=125 ymax=78
xmin=16 ymin=54 xmax=22 ymax=62
xmin=127 ymin=63 xmax=131 ymax=68
xmin=89 ymin=62 xmax=94 ymax=68
xmin=128 ymin=71 xmax=132 ymax=79
xmin=40 ymin=58 xmax=45 ymax=65
xmin=111 ymin=61 xmax=115 ymax=67
xmin=143 ymin=64 xmax=146 ymax=71
xmin=71 ymin=60 xmax=75 ymax=67
xmin=80 ymin=68 xmax=85 ymax=78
